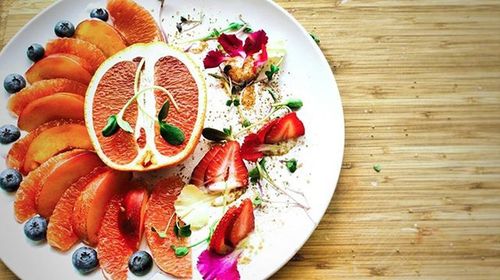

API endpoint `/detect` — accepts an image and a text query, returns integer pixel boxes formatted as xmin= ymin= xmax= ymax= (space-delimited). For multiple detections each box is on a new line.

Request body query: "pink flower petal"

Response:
xmin=241 ymin=133 xmax=264 ymax=162
xmin=197 ymin=249 xmax=241 ymax=280
xmin=243 ymin=30 xmax=269 ymax=56
xmin=253 ymin=43 xmax=268 ymax=69
xmin=204 ymin=50 xmax=229 ymax=69
xmin=218 ymin=34 xmax=245 ymax=57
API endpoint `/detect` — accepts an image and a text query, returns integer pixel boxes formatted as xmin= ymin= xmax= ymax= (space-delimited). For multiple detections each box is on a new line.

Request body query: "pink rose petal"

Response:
xmin=243 ymin=30 xmax=268 ymax=56
xmin=204 ymin=50 xmax=229 ymax=69
xmin=218 ymin=34 xmax=245 ymax=57
xmin=197 ymin=249 xmax=241 ymax=280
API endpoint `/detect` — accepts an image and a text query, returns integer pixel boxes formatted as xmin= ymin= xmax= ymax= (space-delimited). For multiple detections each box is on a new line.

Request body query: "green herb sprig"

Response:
xmin=158 ymin=101 xmax=186 ymax=146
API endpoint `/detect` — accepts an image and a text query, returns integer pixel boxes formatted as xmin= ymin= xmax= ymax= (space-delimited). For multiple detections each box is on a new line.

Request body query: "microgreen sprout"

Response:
xmin=265 ymin=64 xmax=280 ymax=81
xmin=283 ymin=159 xmax=298 ymax=173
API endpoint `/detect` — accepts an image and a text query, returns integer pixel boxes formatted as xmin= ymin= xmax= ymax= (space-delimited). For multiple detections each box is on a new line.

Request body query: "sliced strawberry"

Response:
xmin=241 ymin=133 xmax=264 ymax=162
xmin=205 ymin=141 xmax=248 ymax=192
xmin=264 ymin=112 xmax=305 ymax=144
xmin=190 ymin=145 xmax=223 ymax=187
xmin=229 ymin=199 xmax=255 ymax=246
xmin=256 ymin=118 xmax=279 ymax=142
xmin=209 ymin=206 xmax=241 ymax=255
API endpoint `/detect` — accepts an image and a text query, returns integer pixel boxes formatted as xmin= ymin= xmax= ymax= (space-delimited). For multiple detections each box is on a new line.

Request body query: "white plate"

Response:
xmin=0 ymin=0 xmax=344 ymax=279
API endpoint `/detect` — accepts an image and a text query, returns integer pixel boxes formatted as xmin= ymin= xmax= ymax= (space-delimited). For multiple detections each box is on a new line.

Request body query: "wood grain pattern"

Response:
xmin=1 ymin=0 xmax=500 ymax=279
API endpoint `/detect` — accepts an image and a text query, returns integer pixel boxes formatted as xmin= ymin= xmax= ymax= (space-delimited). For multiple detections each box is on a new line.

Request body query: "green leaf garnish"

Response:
xmin=242 ymin=119 xmax=252 ymax=128
xmin=285 ymin=99 xmax=304 ymax=111
xmin=249 ymin=167 xmax=260 ymax=183
xmin=226 ymin=99 xmax=233 ymax=106
xmin=160 ymin=122 xmax=185 ymax=146
xmin=151 ymin=226 xmax=168 ymax=238
xmin=202 ymin=128 xmax=230 ymax=142
xmin=253 ymin=195 xmax=263 ymax=207
xmin=265 ymin=64 xmax=280 ymax=81
xmin=227 ymin=22 xmax=244 ymax=31
xmin=171 ymin=245 xmax=189 ymax=257
xmin=233 ymin=99 xmax=240 ymax=107
xmin=158 ymin=100 xmax=170 ymax=123
xmin=284 ymin=159 xmax=298 ymax=173
xmin=310 ymin=33 xmax=320 ymax=44
xmin=373 ymin=164 xmax=382 ymax=173
xmin=102 ymin=115 xmax=119 ymax=137
xmin=243 ymin=27 xmax=253 ymax=33
xmin=173 ymin=222 xmax=192 ymax=238
xmin=223 ymin=126 xmax=232 ymax=137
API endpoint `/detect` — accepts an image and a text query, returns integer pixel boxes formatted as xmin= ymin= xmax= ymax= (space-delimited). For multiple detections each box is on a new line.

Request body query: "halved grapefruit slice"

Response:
xmin=7 ymin=78 xmax=87 ymax=116
xmin=85 ymin=42 xmax=207 ymax=171
xmin=13 ymin=149 xmax=84 ymax=223
xmin=144 ymin=176 xmax=191 ymax=278
xmin=47 ymin=167 xmax=108 ymax=251
xmin=107 ymin=0 xmax=163 ymax=45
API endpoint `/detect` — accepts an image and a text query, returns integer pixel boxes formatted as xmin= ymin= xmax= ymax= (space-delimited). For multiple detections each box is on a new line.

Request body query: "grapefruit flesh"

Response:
xmin=7 ymin=79 xmax=87 ymax=116
xmin=85 ymin=42 xmax=207 ymax=171
xmin=72 ymin=169 xmax=132 ymax=245
xmin=145 ymin=176 xmax=191 ymax=278
xmin=97 ymin=195 xmax=134 ymax=280
xmin=45 ymin=38 xmax=106 ymax=74
xmin=107 ymin=0 xmax=162 ymax=45
xmin=36 ymin=151 xmax=105 ymax=218
xmin=13 ymin=149 xmax=84 ymax=223
xmin=154 ymin=56 xmax=199 ymax=157
xmin=47 ymin=167 xmax=108 ymax=251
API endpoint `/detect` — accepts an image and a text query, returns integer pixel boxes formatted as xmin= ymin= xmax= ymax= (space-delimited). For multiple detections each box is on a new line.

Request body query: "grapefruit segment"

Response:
xmin=97 ymin=195 xmax=134 ymax=280
xmin=47 ymin=167 xmax=108 ymax=251
xmin=85 ymin=42 xmax=207 ymax=171
xmin=7 ymin=79 xmax=87 ymax=116
xmin=75 ymin=19 xmax=127 ymax=57
xmin=6 ymin=119 xmax=87 ymax=174
xmin=17 ymin=92 xmax=84 ymax=131
xmin=72 ymin=169 xmax=132 ymax=245
xmin=45 ymin=38 xmax=106 ymax=74
xmin=22 ymin=122 xmax=93 ymax=174
xmin=145 ymin=176 xmax=191 ymax=278
xmin=25 ymin=54 xmax=93 ymax=85
xmin=13 ymin=149 xmax=84 ymax=223
xmin=36 ymin=151 xmax=105 ymax=218
xmin=107 ymin=0 xmax=162 ymax=45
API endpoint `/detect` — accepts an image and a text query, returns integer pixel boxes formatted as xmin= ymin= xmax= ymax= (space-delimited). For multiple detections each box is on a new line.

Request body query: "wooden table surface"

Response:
xmin=2 ymin=0 xmax=500 ymax=279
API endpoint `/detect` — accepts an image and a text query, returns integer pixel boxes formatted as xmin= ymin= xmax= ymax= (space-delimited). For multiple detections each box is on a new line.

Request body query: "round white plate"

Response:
xmin=0 ymin=0 xmax=344 ymax=279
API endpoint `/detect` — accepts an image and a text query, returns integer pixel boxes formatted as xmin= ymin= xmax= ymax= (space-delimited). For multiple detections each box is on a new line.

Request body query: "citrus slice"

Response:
xmin=47 ymin=167 xmax=107 ymax=251
xmin=85 ymin=42 xmax=207 ymax=171
xmin=107 ymin=0 xmax=163 ymax=45
xmin=97 ymin=195 xmax=134 ymax=280
xmin=145 ymin=176 xmax=191 ymax=278
xmin=13 ymin=149 xmax=85 ymax=223
xmin=6 ymin=119 xmax=89 ymax=174
xmin=45 ymin=38 xmax=106 ymax=74
xmin=17 ymin=92 xmax=84 ymax=131
xmin=7 ymin=79 xmax=87 ymax=116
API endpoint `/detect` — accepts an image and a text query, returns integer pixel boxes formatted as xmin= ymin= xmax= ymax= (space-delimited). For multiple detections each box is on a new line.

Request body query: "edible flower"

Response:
xmin=197 ymin=249 xmax=241 ymax=280
xmin=203 ymin=30 xmax=269 ymax=71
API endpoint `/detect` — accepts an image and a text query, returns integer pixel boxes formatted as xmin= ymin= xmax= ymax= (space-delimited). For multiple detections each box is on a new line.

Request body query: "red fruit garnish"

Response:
xmin=205 ymin=141 xmax=248 ymax=192
xmin=240 ymin=134 xmax=264 ymax=162
xmin=190 ymin=145 xmax=224 ymax=187
xmin=229 ymin=199 xmax=255 ymax=246
xmin=209 ymin=206 xmax=241 ymax=255
xmin=264 ymin=112 xmax=305 ymax=144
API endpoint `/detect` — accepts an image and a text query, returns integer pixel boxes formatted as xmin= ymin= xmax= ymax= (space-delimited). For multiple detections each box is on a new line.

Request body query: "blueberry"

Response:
xmin=27 ymin=43 xmax=45 ymax=62
xmin=128 ymin=251 xmax=153 ymax=276
xmin=90 ymin=8 xmax=109 ymax=21
xmin=0 ymin=124 xmax=20 ymax=144
xmin=54 ymin=20 xmax=75 ymax=37
xmin=72 ymin=246 xmax=99 ymax=274
xmin=3 ymin=74 xmax=26 ymax=94
xmin=0 ymin=168 xmax=22 ymax=192
xmin=24 ymin=216 xmax=47 ymax=241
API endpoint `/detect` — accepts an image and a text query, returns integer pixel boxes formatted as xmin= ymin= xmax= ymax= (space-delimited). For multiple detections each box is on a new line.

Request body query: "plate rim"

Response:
xmin=0 ymin=0 xmax=345 ymax=279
